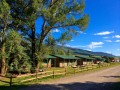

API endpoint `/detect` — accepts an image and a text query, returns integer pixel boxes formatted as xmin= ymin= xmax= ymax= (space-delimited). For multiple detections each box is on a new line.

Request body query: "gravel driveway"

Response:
xmin=21 ymin=65 xmax=120 ymax=90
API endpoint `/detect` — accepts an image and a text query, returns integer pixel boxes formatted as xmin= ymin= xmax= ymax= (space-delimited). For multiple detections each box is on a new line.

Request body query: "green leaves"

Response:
xmin=0 ymin=0 xmax=10 ymax=18
xmin=6 ymin=30 xmax=30 ymax=72
xmin=0 ymin=0 xmax=89 ymax=70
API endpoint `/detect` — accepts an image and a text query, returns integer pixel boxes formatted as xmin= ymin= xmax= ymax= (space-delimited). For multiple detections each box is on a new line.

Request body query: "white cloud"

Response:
xmin=117 ymin=49 xmax=120 ymax=51
xmin=76 ymin=31 xmax=86 ymax=34
xmin=64 ymin=44 xmax=86 ymax=48
xmin=71 ymin=39 xmax=74 ymax=42
xmin=113 ymin=35 xmax=120 ymax=38
xmin=94 ymin=31 xmax=114 ymax=36
xmin=88 ymin=42 xmax=104 ymax=49
xmin=115 ymin=40 xmax=120 ymax=42
xmin=103 ymin=37 xmax=109 ymax=39
xmin=105 ymin=40 xmax=112 ymax=42
xmin=85 ymin=49 xmax=92 ymax=51
xmin=52 ymin=29 xmax=60 ymax=33
xmin=65 ymin=44 xmax=71 ymax=47
xmin=106 ymin=51 xmax=112 ymax=54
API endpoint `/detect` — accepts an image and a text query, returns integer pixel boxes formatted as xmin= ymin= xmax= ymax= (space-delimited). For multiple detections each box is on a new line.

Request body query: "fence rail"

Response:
xmin=0 ymin=63 xmax=111 ymax=86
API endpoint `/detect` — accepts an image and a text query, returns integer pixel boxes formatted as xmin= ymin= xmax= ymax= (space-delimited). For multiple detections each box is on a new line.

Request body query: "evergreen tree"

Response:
xmin=6 ymin=30 xmax=30 ymax=74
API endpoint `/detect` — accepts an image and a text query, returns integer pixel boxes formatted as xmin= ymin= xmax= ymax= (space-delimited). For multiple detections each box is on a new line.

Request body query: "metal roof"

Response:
xmin=76 ymin=55 xmax=94 ymax=60
xmin=44 ymin=55 xmax=56 ymax=59
xmin=91 ymin=56 xmax=105 ymax=61
xmin=53 ymin=55 xmax=79 ymax=59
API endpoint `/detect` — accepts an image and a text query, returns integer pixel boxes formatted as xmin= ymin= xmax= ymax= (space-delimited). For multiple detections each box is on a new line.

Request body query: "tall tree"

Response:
xmin=0 ymin=0 xmax=11 ymax=75
xmin=5 ymin=0 xmax=89 ymax=70
xmin=36 ymin=0 xmax=89 ymax=68
xmin=6 ymin=30 xmax=30 ymax=74
xmin=6 ymin=0 xmax=42 ymax=68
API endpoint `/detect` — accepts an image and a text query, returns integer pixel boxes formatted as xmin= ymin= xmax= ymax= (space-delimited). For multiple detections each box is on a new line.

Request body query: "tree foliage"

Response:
xmin=6 ymin=30 xmax=30 ymax=73
xmin=0 ymin=0 xmax=12 ymax=75
xmin=0 ymin=0 xmax=89 ymax=74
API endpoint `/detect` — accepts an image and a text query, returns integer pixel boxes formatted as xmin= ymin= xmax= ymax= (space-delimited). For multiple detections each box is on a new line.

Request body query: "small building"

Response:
xmin=52 ymin=55 xmax=79 ymax=67
xmin=76 ymin=55 xmax=94 ymax=65
xmin=43 ymin=55 xmax=56 ymax=68
xmin=102 ymin=56 xmax=116 ymax=62
xmin=92 ymin=56 xmax=105 ymax=64
xmin=108 ymin=56 xmax=116 ymax=62
xmin=116 ymin=57 xmax=120 ymax=62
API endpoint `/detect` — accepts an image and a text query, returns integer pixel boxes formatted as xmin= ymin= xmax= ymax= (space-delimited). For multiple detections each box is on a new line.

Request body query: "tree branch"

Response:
xmin=50 ymin=24 xmax=75 ymax=30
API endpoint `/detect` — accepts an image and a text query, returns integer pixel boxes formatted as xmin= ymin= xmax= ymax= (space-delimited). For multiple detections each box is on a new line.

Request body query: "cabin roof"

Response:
xmin=76 ymin=55 xmax=94 ymax=60
xmin=44 ymin=55 xmax=56 ymax=59
xmin=92 ymin=56 xmax=105 ymax=61
xmin=53 ymin=55 xmax=79 ymax=59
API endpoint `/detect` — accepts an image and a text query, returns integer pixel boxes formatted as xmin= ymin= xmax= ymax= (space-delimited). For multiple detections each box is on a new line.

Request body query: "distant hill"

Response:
xmin=56 ymin=45 xmax=115 ymax=57
xmin=91 ymin=52 xmax=115 ymax=57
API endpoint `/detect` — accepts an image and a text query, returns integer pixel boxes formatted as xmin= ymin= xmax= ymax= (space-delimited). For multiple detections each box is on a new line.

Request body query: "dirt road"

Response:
xmin=21 ymin=66 xmax=120 ymax=90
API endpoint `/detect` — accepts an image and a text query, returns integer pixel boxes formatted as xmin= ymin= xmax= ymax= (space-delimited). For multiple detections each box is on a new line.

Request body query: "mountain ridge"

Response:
xmin=56 ymin=45 xmax=116 ymax=57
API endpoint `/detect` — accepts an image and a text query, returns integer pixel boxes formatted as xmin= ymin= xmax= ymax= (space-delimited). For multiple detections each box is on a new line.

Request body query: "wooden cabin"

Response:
xmin=52 ymin=55 xmax=79 ymax=67
xmin=91 ymin=56 xmax=105 ymax=64
xmin=43 ymin=55 xmax=56 ymax=68
xmin=102 ymin=56 xmax=115 ymax=62
xmin=76 ymin=55 xmax=94 ymax=65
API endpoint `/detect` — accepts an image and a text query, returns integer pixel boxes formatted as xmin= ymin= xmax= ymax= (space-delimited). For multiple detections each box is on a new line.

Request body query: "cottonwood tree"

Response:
xmin=6 ymin=0 xmax=43 ymax=68
xmin=5 ymin=0 xmax=89 ymax=70
xmin=36 ymin=0 xmax=89 ymax=68
xmin=0 ymin=0 xmax=12 ymax=75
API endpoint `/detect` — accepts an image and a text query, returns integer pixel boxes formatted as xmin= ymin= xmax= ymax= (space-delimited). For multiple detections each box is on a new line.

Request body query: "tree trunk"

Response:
xmin=1 ymin=21 xmax=7 ymax=75
xmin=31 ymin=25 xmax=36 ymax=68
xmin=1 ymin=42 xmax=6 ymax=75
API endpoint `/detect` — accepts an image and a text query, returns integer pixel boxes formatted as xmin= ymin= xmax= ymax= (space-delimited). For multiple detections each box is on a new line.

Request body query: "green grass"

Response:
xmin=0 ymin=62 xmax=120 ymax=90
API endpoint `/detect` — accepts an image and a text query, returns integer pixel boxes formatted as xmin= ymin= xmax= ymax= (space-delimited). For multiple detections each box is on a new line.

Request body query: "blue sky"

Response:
xmin=63 ymin=0 xmax=120 ymax=56
xmin=36 ymin=0 xmax=120 ymax=56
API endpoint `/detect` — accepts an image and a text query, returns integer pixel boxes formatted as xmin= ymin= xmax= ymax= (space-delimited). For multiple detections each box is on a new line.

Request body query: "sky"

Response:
xmin=36 ymin=0 xmax=120 ymax=56
xmin=64 ymin=0 xmax=120 ymax=56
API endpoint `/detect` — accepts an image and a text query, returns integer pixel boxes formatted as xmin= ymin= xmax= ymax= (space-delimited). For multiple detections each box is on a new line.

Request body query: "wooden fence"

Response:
xmin=0 ymin=63 xmax=110 ymax=86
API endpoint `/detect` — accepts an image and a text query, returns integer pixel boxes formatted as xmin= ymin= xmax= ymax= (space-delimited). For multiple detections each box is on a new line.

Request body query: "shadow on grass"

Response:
xmin=0 ymin=81 xmax=120 ymax=90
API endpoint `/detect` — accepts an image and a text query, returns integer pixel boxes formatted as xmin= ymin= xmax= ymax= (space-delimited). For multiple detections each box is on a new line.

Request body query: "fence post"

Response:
xmin=92 ymin=65 xmax=93 ymax=69
xmin=65 ymin=68 xmax=66 ymax=76
xmin=99 ymin=64 xmax=100 ymax=68
xmin=80 ymin=66 xmax=82 ymax=72
xmin=53 ymin=70 xmax=55 ymax=78
xmin=74 ymin=68 xmax=75 ymax=74
xmin=36 ymin=69 xmax=38 ymax=81
xmin=87 ymin=65 xmax=88 ymax=71
xmin=10 ymin=75 xmax=12 ymax=86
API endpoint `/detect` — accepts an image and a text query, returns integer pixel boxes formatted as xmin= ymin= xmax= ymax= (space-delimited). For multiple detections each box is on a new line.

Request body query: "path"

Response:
xmin=21 ymin=65 xmax=120 ymax=90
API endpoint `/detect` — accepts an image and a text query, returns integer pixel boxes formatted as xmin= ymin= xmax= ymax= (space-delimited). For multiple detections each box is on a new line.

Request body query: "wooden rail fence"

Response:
xmin=0 ymin=63 xmax=110 ymax=86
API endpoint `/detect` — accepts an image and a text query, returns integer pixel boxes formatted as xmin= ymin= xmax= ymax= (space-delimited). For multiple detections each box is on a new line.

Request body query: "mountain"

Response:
xmin=91 ymin=52 xmax=115 ymax=57
xmin=56 ymin=45 xmax=115 ymax=57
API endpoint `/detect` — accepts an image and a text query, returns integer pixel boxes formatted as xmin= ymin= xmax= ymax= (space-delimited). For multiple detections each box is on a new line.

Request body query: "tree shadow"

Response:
xmin=0 ymin=75 xmax=120 ymax=90
xmin=102 ymin=76 xmax=120 ymax=78
xmin=0 ymin=81 xmax=120 ymax=90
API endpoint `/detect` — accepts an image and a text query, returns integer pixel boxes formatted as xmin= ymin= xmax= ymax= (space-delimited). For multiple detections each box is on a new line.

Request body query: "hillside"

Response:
xmin=56 ymin=45 xmax=115 ymax=57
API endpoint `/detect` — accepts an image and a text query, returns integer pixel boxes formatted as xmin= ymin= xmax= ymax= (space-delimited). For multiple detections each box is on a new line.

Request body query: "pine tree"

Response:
xmin=6 ymin=30 xmax=30 ymax=74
